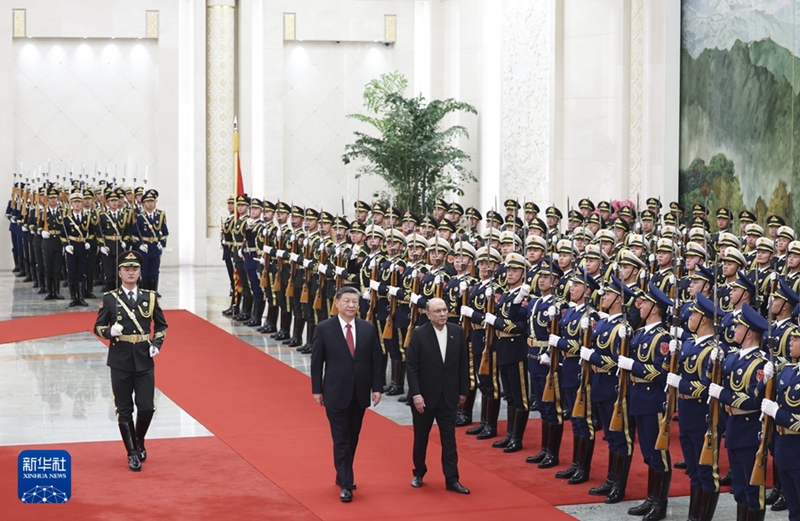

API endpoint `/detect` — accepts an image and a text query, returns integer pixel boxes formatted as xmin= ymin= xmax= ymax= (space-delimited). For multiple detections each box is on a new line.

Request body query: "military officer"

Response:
xmin=132 ymin=189 xmax=168 ymax=294
xmin=93 ymin=250 xmax=168 ymax=472
xmin=63 ymin=191 xmax=91 ymax=307
xmin=40 ymin=187 xmax=65 ymax=300
xmin=98 ymin=189 xmax=131 ymax=292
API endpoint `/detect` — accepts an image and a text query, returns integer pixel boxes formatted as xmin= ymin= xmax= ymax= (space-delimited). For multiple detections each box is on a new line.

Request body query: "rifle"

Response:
xmin=699 ymin=270 xmax=722 ymax=466
xmin=272 ymin=219 xmax=284 ymax=292
xmin=609 ymin=284 xmax=631 ymax=432
xmin=573 ymin=265 xmax=597 ymax=418
xmin=479 ymin=285 xmax=495 ymax=376
xmin=404 ymin=270 xmax=421 ymax=348
xmin=542 ymin=297 xmax=561 ymax=404
xmin=383 ymin=203 xmax=398 ymax=339
xmin=259 ymin=219 xmax=271 ymax=289
xmin=366 ymin=229 xmax=378 ymax=323
xmin=751 ymin=276 xmax=778 ymax=486
xmin=286 ymin=229 xmax=298 ymax=298
xmin=655 ymin=259 xmax=681 ymax=450
xmin=313 ymin=238 xmax=328 ymax=310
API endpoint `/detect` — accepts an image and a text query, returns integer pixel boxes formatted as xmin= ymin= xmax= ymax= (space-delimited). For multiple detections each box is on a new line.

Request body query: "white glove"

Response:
xmin=648 ymin=253 xmax=655 ymax=263
xmin=157 ymin=242 xmax=163 ymax=251
xmin=290 ymin=234 xmax=296 ymax=242
xmin=410 ymin=293 xmax=421 ymax=305
xmin=580 ymin=346 xmax=594 ymax=361
xmin=547 ymin=305 xmax=557 ymax=318
xmin=350 ymin=250 xmax=359 ymax=260
xmin=139 ymin=244 xmax=148 ymax=253
xmin=120 ymin=241 xmax=126 ymax=249
xmin=149 ymin=345 xmax=159 ymax=358
xmin=597 ymin=311 xmax=609 ymax=320
xmin=334 ymin=266 xmax=346 ymax=276
xmin=460 ymin=306 xmax=474 ymax=318
xmin=290 ymin=253 xmax=299 ymax=263
xmin=518 ymin=284 xmax=530 ymax=299
xmin=262 ymin=226 xmax=269 ymax=237
xmin=770 ymin=272 xmax=778 ymax=282
xmin=237 ymin=249 xmax=244 ymax=259
xmin=318 ymin=242 xmax=326 ymax=251
xmin=708 ymin=383 xmax=723 ymax=399
xmin=618 ymin=325 xmax=628 ymax=339
xmin=369 ymin=258 xmax=376 ymax=269
xmin=388 ymin=286 xmax=399 ymax=297
xmin=763 ymin=361 xmax=775 ymax=381
xmin=362 ymin=290 xmax=370 ymax=301
xmin=434 ymin=275 xmax=442 ymax=285
xmin=668 ymin=339 xmax=678 ymax=354
xmin=666 ymin=372 xmax=682 ymax=389
xmin=265 ymin=246 xmax=274 ymax=255
xmin=276 ymin=228 xmax=282 ymax=239
xmin=484 ymin=312 xmax=499 ymax=327
xmin=246 ymin=218 xmax=254 ymax=227
xmin=617 ymin=355 xmax=634 ymax=371
xmin=276 ymin=249 xmax=285 ymax=258
xmin=369 ymin=280 xmax=381 ymax=291
xmin=634 ymin=221 xmax=642 ymax=232
xmin=761 ymin=399 xmax=779 ymax=419
xmin=85 ymin=242 xmax=91 ymax=250
xmin=41 ymin=230 xmax=50 ymax=238
xmin=303 ymin=238 xmax=309 ymax=247
xmin=639 ymin=269 xmax=648 ymax=280
xmin=412 ymin=269 xmax=419 ymax=278
xmin=548 ymin=334 xmax=561 ymax=347
xmin=258 ymin=256 xmax=265 ymax=265
xmin=65 ymin=245 xmax=74 ymax=255
xmin=539 ymin=353 xmax=551 ymax=366
xmin=316 ymin=264 xmax=328 ymax=276
xmin=110 ymin=323 xmax=123 ymax=337
xmin=669 ymin=274 xmax=676 ymax=286
xmin=710 ymin=347 xmax=722 ymax=361
xmin=580 ymin=317 xmax=590 ymax=330
xmin=334 ymin=246 xmax=342 ymax=255
xmin=670 ymin=326 xmax=685 ymax=339
xmin=302 ymin=259 xmax=311 ymax=268
xmin=100 ymin=246 xmax=110 ymax=255
xmin=459 ymin=281 xmax=468 ymax=295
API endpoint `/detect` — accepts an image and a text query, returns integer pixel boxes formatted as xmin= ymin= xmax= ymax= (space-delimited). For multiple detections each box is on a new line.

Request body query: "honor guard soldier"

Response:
xmin=578 ymin=198 xmax=595 ymax=220
xmin=419 ymin=215 xmax=437 ymax=239
xmin=269 ymin=202 xmax=293 ymax=340
xmin=255 ymin=201 xmax=279 ymax=333
xmin=596 ymin=229 xmax=617 ymax=261
xmin=241 ymin=198 xmax=266 ymax=328
xmin=283 ymin=205 xmax=307 ymax=347
xmin=41 ymin=187 xmax=65 ymax=300
xmin=63 ymin=191 xmax=91 ymax=307
xmin=493 ymin=230 xmax=520 ymax=292
xmin=649 ymin=238 xmax=676 ymax=295
xmin=374 ymin=228 xmax=408 ymax=391
xmin=710 ymin=207 xmax=733 ymax=254
xmin=737 ymin=210 xmax=757 ymax=243
xmin=370 ymin=202 xmax=386 ymax=227
xmin=230 ymin=196 xmax=251 ymax=321
xmin=784 ymin=241 xmax=800 ymax=291
xmin=460 ymin=246 xmax=504 ymax=438
xmin=504 ymin=198 xmax=521 ymax=220
xmin=640 ymin=209 xmax=658 ymax=247
xmin=133 ymin=189 xmax=168 ymax=294
xmin=432 ymin=198 xmax=449 ymax=222
xmin=524 ymin=259 xmax=567 ymax=466
xmin=767 ymin=215 xmax=786 ymax=240
xmin=548 ymin=267 xmax=600 ymax=484
xmin=753 ymin=237 xmax=775 ymax=314
xmin=94 ymin=250 xmax=168 ymax=472
xmin=400 ymin=210 xmax=419 ymax=235
xmin=567 ymin=210 xmax=583 ymax=235
xmin=679 ymin=242 xmax=708 ymax=301
xmin=446 ymin=202 xmax=466 ymax=236
xmin=707 ymin=303 xmax=769 ymax=519
xmin=82 ymin=188 xmax=101 ymax=298
xmin=482 ymin=253 xmax=531 ymax=453
xmin=718 ymin=246 xmax=747 ymax=313
xmin=719 ymin=270 xmax=756 ymax=355
xmin=220 ymin=195 xmax=237 ymax=312
xmin=98 ymin=189 xmax=131 ymax=292
xmin=665 ymin=293 xmax=721 ymax=520
xmin=31 ymin=187 xmax=47 ymax=295
xmin=617 ymin=283 xmax=673 ymax=520
xmin=545 ymin=206 xmax=562 ymax=246
xmin=523 ymin=201 xmax=540 ymax=225
xmin=598 ymin=201 xmax=613 ymax=224
xmin=579 ymin=275 xmax=637 ymax=504
xmin=485 ymin=210 xmax=503 ymax=231
xmin=352 ymin=200 xmax=369 ymax=225
xmin=572 ymin=226 xmax=594 ymax=256
xmin=775 ymin=225 xmax=796 ymax=274
xmin=553 ymin=239 xmax=576 ymax=301
xmin=360 ymin=224 xmax=387 ymax=323
xmin=528 ymin=216 xmax=547 ymax=238
xmin=523 ymin=235 xmax=548 ymax=295
xmin=586 ymin=212 xmax=603 ymax=235
xmin=464 ymin=207 xmax=483 ymax=247
xmin=610 ymin=218 xmax=631 ymax=258
xmin=294 ymin=207 xmax=323 ymax=353
xmin=759 ymin=327 xmax=800 ymax=521
xmin=310 ymin=210 xmax=335 ymax=324
xmin=410 ymin=236 xmax=451 ymax=323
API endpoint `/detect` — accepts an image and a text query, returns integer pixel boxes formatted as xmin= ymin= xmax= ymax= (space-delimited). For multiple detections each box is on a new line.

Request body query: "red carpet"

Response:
xmin=1 ymin=311 xmax=574 ymax=521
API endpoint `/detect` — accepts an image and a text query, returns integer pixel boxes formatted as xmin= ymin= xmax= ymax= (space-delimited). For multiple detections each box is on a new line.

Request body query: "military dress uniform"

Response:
xmin=93 ymin=251 xmax=167 ymax=472
xmin=230 ymin=198 xmax=251 ymax=321
xmin=97 ymin=192 xmax=131 ymax=292
xmin=270 ymin=207 xmax=293 ymax=339
xmin=62 ymin=193 xmax=92 ymax=307
xmin=132 ymin=189 xmax=168 ymax=292
xmin=241 ymin=202 xmax=265 ymax=327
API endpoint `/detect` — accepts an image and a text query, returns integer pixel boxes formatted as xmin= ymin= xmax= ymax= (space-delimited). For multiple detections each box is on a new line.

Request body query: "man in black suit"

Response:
xmin=407 ymin=297 xmax=471 ymax=494
xmin=311 ymin=286 xmax=383 ymax=503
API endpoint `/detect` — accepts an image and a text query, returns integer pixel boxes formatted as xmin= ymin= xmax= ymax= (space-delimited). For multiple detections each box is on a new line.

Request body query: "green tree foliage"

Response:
xmin=342 ymin=71 xmax=478 ymax=214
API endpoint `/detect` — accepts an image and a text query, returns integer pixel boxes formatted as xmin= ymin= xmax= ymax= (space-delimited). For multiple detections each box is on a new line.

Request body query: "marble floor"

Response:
xmin=0 ymin=266 xmax=788 ymax=520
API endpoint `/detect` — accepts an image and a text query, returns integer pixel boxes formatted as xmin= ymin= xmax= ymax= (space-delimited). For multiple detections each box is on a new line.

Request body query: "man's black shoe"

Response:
xmin=128 ymin=454 xmax=142 ymax=472
xmin=673 ymin=460 xmax=687 ymax=470
xmin=446 ymin=482 xmax=470 ymax=494
xmin=411 ymin=475 xmax=423 ymax=488
xmin=286 ymin=337 xmax=302 ymax=348
xmin=339 ymin=488 xmax=352 ymax=502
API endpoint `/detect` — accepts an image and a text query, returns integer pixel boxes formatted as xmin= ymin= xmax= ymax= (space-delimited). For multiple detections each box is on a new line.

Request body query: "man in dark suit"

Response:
xmin=407 ymin=297 xmax=471 ymax=494
xmin=311 ymin=286 xmax=383 ymax=503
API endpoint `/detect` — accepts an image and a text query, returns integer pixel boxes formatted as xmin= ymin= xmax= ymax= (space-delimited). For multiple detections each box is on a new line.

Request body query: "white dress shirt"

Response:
xmin=433 ymin=323 xmax=448 ymax=362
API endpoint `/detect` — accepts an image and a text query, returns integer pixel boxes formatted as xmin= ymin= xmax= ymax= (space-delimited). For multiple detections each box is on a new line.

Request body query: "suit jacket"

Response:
xmin=310 ymin=316 xmax=382 ymax=410
xmin=406 ymin=322 xmax=469 ymax=410
xmin=94 ymin=287 xmax=168 ymax=372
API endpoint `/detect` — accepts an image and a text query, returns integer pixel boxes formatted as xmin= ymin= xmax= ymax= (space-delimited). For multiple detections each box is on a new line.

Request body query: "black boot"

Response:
xmin=37 ymin=269 xmax=47 ymax=294
xmin=503 ymin=408 xmax=528 ymax=453
xmin=456 ymin=389 xmax=476 ymax=426
xmin=492 ymin=403 xmax=516 ymax=448
xmin=767 ymin=464 xmax=784 ymax=509
xmin=153 ymin=277 xmax=161 ymax=297
xmin=12 ymin=253 xmax=20 ymax=273
xmin=539 ymin=422 xmax=562 ymax=468
xmin=605 ymin=452 xmax=632 ymax=503
xmin=135 ymin=410 xmax=154 ymax=462
xmin=687 ymin=486 xmax=703 ymax=521
xmin=477 ymin=398 xmax=499 ymax=439
xmin=84 ymin=278 xmax=97 ymax=299
xmin=386 ymin=360 xmax=405 ymax=395
xmin=76 ymin=283 xmax=88 ymax=306
xmin=467 ymin=395 xmax=489 ymax=435
xmin=299 ymin=324 xmax=315 ymax=353
xmin=22 ymin=258 xmax=32 ymax=281
xmin=44 ymin=277 xmax=56 ymax=300
xmin=119 ymin=421 xmax=142 ymax=471
xmin=222 ymin=292 xmax=237 ymax=315
xmin=642 ymin=470 xmax=670 ymax=521
xmin=244 ymin=299 xmax=264 ymax=326
xmin=718 ymin=469 xmax=731 ymax=485
xmin=272 ymin=310 xmax=290 ymax=340
xmin=589 ymin=450 xmax=617 ymax=495
xmin=384 ymin=359 xmax=400 ymax=393
xmin=68 ymin=283 xmax=78 ymax=307
xmin=743 ymin=507 xmax=765 ymax=521
xmin=258 ymin=305 xmax=278 ymax=332
xmin=568 ymin=437 xmax=594 ymax=484
xmin=526 ymin=419 xmax=550 ymax=463
xmin=233 ymin=295 xmax=252 ymax=321
xmin=555 ymin=435 xmax=580 ymax=479
xmin=54 ymin=277 xmax=65 ymax=299
xmin=628 ymin=466 xmax=656 ymax=516
xmin=287 ymin=317 xmax=304 ymax=347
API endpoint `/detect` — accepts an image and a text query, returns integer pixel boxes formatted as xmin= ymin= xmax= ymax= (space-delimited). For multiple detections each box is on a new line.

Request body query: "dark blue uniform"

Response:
xmin=555 ymin=302 xmax=596 ymax=439
xmin=771 ymin=365 xmax=800 ymax=521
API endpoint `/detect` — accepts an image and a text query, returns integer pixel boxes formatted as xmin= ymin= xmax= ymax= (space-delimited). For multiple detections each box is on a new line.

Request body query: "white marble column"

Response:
xmin=206 ymin=0 xmax=235 ymax=229
xmin=500 ymin=0 xmax=555 ymax=207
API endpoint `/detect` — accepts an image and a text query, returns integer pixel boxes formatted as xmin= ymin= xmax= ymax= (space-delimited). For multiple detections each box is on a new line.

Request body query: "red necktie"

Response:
xmin=346 ymin=324 xmax=355 ymax=357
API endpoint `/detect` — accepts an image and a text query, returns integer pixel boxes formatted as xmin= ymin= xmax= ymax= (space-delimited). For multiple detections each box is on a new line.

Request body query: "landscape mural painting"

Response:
xmin=679 ymin=0 xmax=800 ymax=229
